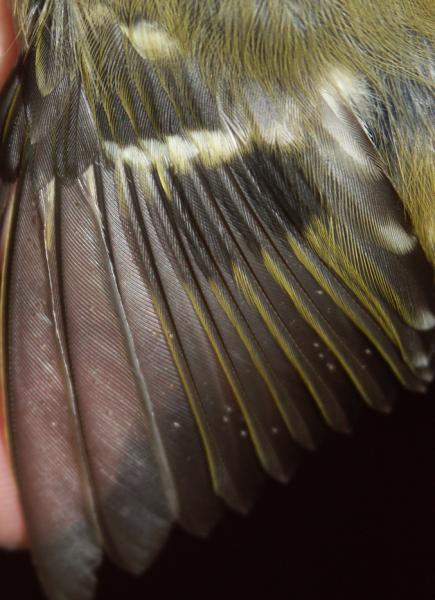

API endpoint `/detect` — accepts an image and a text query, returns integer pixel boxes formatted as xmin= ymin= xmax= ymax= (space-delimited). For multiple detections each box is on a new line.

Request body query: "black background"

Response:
xmin=1 ymin=385 xmax=434 ymax=600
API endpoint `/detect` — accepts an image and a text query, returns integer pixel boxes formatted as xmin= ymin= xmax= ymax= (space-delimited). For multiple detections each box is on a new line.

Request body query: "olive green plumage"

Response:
xmin=12 ymin=0 xmax=435 ymax=259
xmin=1 ymin=1 xmax=434 ymax=599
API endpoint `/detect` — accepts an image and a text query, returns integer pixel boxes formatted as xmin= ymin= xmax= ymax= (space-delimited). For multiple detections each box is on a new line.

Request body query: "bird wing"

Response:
xmin=1 ymin=2 xmax=434 ymax=599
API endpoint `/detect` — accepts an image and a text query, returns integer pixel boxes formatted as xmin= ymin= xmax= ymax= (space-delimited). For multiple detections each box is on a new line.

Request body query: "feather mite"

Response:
xmin=0 ymin=1 xmax=434 ymax=598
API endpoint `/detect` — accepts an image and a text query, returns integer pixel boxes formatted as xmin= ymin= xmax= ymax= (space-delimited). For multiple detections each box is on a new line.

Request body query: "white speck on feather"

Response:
xmin=378 ymin=223 xmax=418 ymax=254
xmin=122 ymin=21 xmax=179 ymax=60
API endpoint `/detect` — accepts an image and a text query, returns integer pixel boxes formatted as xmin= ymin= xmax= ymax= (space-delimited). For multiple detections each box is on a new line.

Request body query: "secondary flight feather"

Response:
xmin=0 ymin=1 xmax=434 ymax=599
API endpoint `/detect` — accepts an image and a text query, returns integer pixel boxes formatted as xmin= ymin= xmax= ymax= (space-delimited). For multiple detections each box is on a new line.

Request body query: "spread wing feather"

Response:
xmin=1 ymin=4 xmax=434 ymax=600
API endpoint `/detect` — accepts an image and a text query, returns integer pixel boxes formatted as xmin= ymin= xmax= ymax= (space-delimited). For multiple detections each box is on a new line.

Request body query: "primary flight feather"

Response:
xmin=0 ymin=1 xmax=434 ymax=598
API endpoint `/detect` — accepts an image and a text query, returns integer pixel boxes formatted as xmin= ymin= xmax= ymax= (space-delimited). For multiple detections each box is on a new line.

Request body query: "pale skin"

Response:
xmin=0 ymin=0 xmax=27 ymax=549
